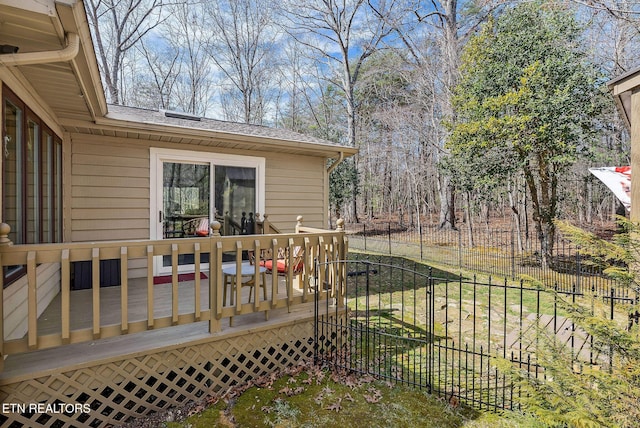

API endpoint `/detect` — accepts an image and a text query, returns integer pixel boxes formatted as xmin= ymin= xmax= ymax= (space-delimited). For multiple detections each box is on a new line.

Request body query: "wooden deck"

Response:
xmin=1 ymin=270 xmax=303 ymax=381
xmin=1 ymin=299 xmax=320 ymax=384
xmin=34 ymin=268 xmax=294 ymax=336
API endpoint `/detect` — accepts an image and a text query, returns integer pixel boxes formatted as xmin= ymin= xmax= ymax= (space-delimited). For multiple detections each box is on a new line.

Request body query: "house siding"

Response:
xmin=3 ymin=263 xmax=60 ymax=340
xmin=69 ymin=133 xmax=328 ymax=243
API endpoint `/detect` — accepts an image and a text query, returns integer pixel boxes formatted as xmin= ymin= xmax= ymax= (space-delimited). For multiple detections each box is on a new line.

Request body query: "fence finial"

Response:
xmin=336 ymin=218 xmax=344 ymax=232
xmin=295 ymin=215 xmax=304 ymax=233
xmin=0 ymin=223 xmax=12 ymax=246
xmin=210 ymin=221 xmax=222 ymax=237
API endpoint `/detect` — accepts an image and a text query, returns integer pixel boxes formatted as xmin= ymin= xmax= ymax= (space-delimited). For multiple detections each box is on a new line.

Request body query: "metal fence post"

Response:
xmin=511 ymin=228 xmax=515 ymax=279
xmin=576 ymin=250 xmax=582 ymax=294
xmin=458 ymin=228 xmax=462 ymax=270
xmin=420 ymin=224 xmax=423 ymax=261
xmin=363 ymin=223 xmax=367 ymax=252
xmin=388 ymin=222 xmax=392 ymax=255
xmin=610 ymin=288 xmax=615 ymax=374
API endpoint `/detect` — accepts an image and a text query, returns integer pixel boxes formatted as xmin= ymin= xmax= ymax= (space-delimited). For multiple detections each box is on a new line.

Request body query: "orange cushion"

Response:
xmin=260 ymin=259 xmax=303 ymax=273
xmin=260 ymin=259 xmax=287 ymax=273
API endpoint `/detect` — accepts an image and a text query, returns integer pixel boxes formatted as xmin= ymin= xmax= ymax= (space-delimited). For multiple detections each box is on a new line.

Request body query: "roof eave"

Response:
xmin=85 ymin=116 xmax=358 ymax=158
xmin=57 ymin=0 xmax=108 ymax=120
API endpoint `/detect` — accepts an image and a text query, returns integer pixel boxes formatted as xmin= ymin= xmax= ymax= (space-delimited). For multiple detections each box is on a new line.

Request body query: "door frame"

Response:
xmin=150 ymin=147 xmax=266 ymax=276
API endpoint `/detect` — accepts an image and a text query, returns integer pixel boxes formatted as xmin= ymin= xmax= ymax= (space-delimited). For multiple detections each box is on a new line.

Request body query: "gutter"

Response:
xmin=327 ymin=151 xmax=345 ymax=174
xmin=0 ymin=32 xmax=79 ymax=67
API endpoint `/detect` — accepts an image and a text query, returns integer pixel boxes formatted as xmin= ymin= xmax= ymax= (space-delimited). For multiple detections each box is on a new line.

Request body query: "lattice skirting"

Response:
xmin=0 ymin=320 xmax=317 ymax=427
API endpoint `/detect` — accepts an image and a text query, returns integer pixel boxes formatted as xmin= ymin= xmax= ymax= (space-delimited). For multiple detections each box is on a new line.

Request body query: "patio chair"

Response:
xmin=182 ymin=217 xmax=210 ymax=237
xmin=258 ymin=246 xmax=305 ymax=288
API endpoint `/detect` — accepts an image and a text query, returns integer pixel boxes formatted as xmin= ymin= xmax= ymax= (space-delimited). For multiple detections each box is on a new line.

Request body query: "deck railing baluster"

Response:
xmin=194 ymin=242 xmax=201 ymax=321
xmin=171 ymin=244 xmax=179 ymax=325
xmin=211 ymin=240 xmax=223 ymax=333
xmin=91 ymin=248 xmax=100 ymax=339
xmin=120 ymin=247 xmax=128 ymax=333
xmin=27 ymin=251 xmax=38 ymax=349
xmin=61 ymin=249 xmax=70 ymax=343
xmin=146 ymin=245 xmax=155 ymax=329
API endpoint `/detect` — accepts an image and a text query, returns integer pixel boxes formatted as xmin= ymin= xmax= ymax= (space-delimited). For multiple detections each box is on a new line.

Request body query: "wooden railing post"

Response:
xmin=335 ymin=218 xmax=346 ymax=307
xmin=0 ymin=222 xmax=11 ymax=371
xmin=210 ymin=221 xmax=222 ymax=333
xmin=295 ymin=215 xmax=303 ymax=233
xmin=0 ymin=223 xmax=12 ymax=247
xmin=255 ymin=213 xmax=262 ymax=234
xmin=263 ymin=214 xmax=270 ymax=234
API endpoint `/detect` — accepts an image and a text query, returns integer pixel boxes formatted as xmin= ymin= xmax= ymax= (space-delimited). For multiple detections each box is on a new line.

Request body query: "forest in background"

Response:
xmin=86 ymin=0 xmax=638 ymax=236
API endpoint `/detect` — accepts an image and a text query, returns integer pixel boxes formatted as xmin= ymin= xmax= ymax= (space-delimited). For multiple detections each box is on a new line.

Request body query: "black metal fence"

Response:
xmin=314 ymin=256 xmax=630 ymax=412
xmin=345 ymin=222 xmax=628 ymax=300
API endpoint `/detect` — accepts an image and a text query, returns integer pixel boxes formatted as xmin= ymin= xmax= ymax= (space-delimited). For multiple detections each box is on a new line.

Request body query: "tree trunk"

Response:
xmin=523 ymin=158 xmax=556 ymax=268
xmin=508 ymin=180 xmax=524 ymax=252
xmin=466 ymin=191 xmax=474 ymax=247
xmin=438 ymin=174 xmax=456 ymax=230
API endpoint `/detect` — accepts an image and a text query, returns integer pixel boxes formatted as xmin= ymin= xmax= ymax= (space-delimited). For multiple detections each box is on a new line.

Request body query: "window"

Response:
xmin=151 ymin=148 xmax=265 ymax=275
xmin=2 ymin=85 xmax=63 ymax=285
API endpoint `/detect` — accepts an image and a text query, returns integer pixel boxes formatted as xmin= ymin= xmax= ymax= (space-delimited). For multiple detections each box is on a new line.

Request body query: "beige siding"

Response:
xmin=265 ymin=155 xmax=326 ymax=231
xmin=4 ymin=263 xmax=60 ymax=340
xmin=69 ymin=134 xmax=329 ymax=241
xmin=70 ymin=135 xmax=150 ymax=241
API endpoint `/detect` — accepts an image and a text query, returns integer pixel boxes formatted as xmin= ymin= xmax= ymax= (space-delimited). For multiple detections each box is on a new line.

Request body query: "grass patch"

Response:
xmin=164 ymin=361 xmax=535 ymax=428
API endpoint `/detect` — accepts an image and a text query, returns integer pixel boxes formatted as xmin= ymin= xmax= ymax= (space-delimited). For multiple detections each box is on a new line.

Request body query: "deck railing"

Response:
xmin=0 ymin=217 xmax=347 ymax=372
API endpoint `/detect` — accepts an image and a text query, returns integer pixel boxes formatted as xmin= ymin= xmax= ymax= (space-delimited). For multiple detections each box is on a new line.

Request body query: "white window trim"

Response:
xmin=150 ymin=147 xmax=266 ymax=241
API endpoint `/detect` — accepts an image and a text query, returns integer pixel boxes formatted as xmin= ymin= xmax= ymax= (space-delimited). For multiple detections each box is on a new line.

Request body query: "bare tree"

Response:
xmin=279 ymin=0 xmax=396 ymax=146
xmin=369 ymin=0 xmax=509 ymax=229
xmin=277 ymin=0 xmax=397 ymax=221
xmin=134 ymin=39 xmax=181 ymax=109
xmin=85 ymin=0 xmax=165 ymax=104
xmin=164 ymin=1 xmax=214 ymax=116
xmin=204 ymin=0 xmax=281 ymax=124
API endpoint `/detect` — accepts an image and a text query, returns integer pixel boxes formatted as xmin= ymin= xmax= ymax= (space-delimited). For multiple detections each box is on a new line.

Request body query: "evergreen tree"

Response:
xmin=500 ymin=218 xmax=640 ymax=427
xmin=446 ymin=1 xmax=605 ymax=266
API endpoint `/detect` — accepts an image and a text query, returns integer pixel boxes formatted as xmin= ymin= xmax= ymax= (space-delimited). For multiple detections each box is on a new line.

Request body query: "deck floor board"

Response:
xmin=2 ymin=300 xmax=324 ymax=383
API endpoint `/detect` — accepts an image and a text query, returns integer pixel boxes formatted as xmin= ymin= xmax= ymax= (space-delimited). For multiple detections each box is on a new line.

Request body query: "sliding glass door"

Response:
xmin=151 ymin=148 xmax=265 ymax=275
xmin=162 ymin=162 xmax=210 ymax=239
